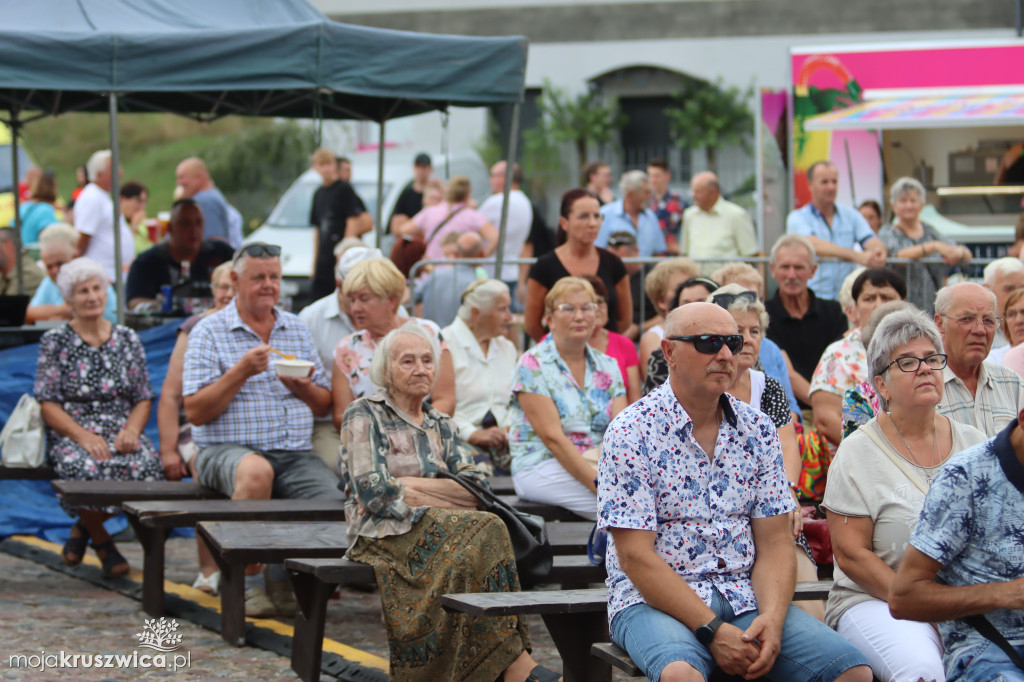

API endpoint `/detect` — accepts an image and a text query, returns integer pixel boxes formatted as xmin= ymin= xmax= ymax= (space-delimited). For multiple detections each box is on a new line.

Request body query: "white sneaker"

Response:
xmin=191 ymin=571 xmax=220 ymax=596
xmin=244 ymin=587 xmax=277 ymax=618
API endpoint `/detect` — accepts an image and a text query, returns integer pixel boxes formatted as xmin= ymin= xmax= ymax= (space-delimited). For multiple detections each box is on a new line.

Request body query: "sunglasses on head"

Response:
xmin=233 ymin=242 xmax=281 ymax=263
xmin=711 ymin=291 xmax=758 ymax=309
xmin=667 ymin=334 xmax=744 ymax=354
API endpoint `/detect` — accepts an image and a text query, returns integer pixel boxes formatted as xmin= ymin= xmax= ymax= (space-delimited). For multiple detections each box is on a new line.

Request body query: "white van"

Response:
xmin=247 ymin=149 xmax=489 ymax=307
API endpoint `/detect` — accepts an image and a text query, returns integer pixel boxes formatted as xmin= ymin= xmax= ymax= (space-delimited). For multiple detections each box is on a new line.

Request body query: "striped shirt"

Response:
xmin=937 ymin=361 xmax=1024 ymax=437
xmin=183 ymin=302 xmax=328 ymax=451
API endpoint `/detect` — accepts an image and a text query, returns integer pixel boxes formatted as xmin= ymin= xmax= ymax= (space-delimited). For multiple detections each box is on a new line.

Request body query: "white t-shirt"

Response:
xmin=479 ymin=189 xmax=533 ymax=283
xmin=75 ymin=182 xmax=135 ymax=280
xmin=821 ymin=416 xmax=988 ymax=629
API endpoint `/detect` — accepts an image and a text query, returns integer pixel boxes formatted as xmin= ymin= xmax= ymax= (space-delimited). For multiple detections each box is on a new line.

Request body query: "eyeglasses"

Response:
xmin=667 ymin=334 xmax=744 ymax=354
xmin=233 ymin=242 xmax=281 ymax=264
xmin=711 ymin=291 xmax=758 ymax=308
xmin=554 ymin=303 xmax=597 ymax=315
xmin=940 ymin=314 xmax=1001 ymax=332
xmin=884 ymin=353 xmax=948 ymax=373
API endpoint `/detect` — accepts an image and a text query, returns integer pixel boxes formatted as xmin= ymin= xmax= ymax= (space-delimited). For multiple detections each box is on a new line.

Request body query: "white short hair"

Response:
xmin=619 ymin=170 xmax=649 ymax=195
xmin=457 ymin=279 xmax=508 ymax=323
xmin=86 ymin=150 xmax=111 ymax=181
xmin=368 ymin=322 xmax=440 ymax=390
xmin=889 ymin=176 xmax=927 ymax=205
xmin=983 ymin=257 xmax=1024 ymax=285
xmin=38 ymin=223 xmax=79 ymax=254
xmin=56 ymin=257 xmax=107 ymax=302
xmin=838 ymin=266 xmax=866 ymax=311
xmin=770 ymin=233 xmax=817 ymax=268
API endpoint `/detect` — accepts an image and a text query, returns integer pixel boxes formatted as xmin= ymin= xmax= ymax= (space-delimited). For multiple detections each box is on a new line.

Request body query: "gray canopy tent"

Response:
xmin=0 ymin=0 xmax=527 ymax=320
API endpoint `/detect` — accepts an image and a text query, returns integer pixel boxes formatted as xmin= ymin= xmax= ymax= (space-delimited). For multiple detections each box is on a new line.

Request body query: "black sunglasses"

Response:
xmin=233 ymin=242 xmax=281 ymax=263
xmin=711 ymin=291 xmax=758 ymax=309
xmin=667 ymin=334 xmax=744 ymax=354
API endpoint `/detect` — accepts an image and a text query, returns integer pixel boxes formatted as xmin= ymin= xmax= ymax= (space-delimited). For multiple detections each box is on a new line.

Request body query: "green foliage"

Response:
xmin=533 ymin=80 xmax=625 ymax=164
xmin=664 ymin=78 xmax=754 ymax=172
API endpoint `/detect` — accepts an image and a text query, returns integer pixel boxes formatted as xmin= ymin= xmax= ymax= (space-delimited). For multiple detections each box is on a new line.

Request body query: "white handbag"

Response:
xmin=0 ymin=394 xmax=46 ymax=468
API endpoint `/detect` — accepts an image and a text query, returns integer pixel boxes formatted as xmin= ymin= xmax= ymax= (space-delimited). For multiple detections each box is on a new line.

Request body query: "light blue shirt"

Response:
xmin=29 ymin=276 xmax=118 ymax=323
xmin=759 ymin=337 xmax=799 ymax=418
xmin=786 ymin=202 xmax=874 ymax=300
xmin=596 ymin=200 xmax=666 ymax=258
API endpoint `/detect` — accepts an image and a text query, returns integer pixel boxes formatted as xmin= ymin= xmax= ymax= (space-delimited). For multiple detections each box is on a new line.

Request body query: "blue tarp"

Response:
xmin=0 ymin=321 xmax=181 ymax=542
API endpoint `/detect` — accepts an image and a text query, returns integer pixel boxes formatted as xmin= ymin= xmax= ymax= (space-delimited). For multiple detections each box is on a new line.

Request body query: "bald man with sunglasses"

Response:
xmin=597 ymin=302 xmax=871 ymax=682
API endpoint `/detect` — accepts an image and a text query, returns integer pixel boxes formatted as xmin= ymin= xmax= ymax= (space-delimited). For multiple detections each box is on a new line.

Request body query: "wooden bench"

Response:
xmin=0 ymin=464 xmax=56 ymax=480
xmin=488 ymin=475 xmax=514 ymax=495
xmin=440 ymin=581 xmax=833 ymax=682
xmin=500 ymin=495 xmax=591 ymax=522
xmin=284 ymin=536 xmax=606 ymax=682
xmin=123 ymin=499 xmax=348 ymax=617
xmin=51 ymin=479 xmax=225 ymax=507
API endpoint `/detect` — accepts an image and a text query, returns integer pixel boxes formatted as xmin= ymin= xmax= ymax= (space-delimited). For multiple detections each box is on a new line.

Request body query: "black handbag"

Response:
xmin=436 ymin=470 xmax=553 ymax=588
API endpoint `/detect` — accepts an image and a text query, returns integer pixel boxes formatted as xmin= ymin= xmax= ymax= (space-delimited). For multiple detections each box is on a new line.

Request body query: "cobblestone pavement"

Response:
xmin=1 ymin=534 xmax=623 ymax=681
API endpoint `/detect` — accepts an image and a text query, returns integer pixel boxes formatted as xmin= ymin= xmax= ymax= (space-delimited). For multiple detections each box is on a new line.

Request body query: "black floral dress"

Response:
xmin=34 ymin=324 xmax=164 ymax=516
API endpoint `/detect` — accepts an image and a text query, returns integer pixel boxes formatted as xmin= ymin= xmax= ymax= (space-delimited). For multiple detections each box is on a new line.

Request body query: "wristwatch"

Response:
xmin=695 ymin=616 xmax=724 ymax=647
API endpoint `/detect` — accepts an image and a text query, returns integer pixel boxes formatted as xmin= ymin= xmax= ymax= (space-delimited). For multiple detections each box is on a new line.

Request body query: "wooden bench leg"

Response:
xmin=540 ymin=612 xmax=611 ymax=682
xmin=289 ymin=570 xmax=338 ymax=682
xmin=212 ymin=554 xmax=246 ymax=647
xmin=128 ymin=518 xmax=172 ymax=618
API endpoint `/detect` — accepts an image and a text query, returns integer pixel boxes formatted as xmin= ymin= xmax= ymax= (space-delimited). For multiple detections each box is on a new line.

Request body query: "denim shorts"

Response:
xmin=610 ymin=590 xmax=868 ymax=682
xmin=949 ymin=640 xmax=1024 ymax=682
xmin=196 ymin=443 xmax=345 ymax=500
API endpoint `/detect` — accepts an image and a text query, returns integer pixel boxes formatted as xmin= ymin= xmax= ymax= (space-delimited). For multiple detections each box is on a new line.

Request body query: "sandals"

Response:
xmin=91 ymin=539 xmax=130 ymax=578
xmin=526 ymin=664 xmax=562 ymax=682
xmin=62 ymin=521 xmax=90 ymax=566
xmin=192 ymin=570 xmax=220 ymax=596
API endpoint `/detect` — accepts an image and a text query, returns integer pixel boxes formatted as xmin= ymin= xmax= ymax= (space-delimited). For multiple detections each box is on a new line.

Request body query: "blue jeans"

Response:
xmin=610 ymin=590 xmax=868 ymax=682
xmin=949 ymin=641 xmax=1024 ymax=682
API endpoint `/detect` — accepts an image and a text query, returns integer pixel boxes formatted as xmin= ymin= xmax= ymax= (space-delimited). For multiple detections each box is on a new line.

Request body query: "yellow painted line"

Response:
xmin=11 ymin=534 xmax=389 ymax=671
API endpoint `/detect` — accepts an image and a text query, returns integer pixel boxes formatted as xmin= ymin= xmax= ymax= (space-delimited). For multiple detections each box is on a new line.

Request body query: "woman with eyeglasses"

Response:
xmin=509 ymin=277 xmax=626 ymax=520
xmin=823 ymin=309 xmax=987 ymax=681
xmin=999 ymin=287 xmax=1024 ymax=380
xmin=523 ymin=188 xmax=632 ymax=343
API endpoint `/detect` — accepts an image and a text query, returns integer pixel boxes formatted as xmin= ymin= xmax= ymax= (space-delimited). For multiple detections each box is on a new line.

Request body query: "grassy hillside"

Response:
xmin=19 ymin=113 xmax=277 ymax=228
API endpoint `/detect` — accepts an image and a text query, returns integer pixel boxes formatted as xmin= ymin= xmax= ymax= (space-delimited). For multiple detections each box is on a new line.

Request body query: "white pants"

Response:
xmin=837 ymin=599 xmax=945 ymax=682
xmin=512 ymin=457 xmax=597 ymax=521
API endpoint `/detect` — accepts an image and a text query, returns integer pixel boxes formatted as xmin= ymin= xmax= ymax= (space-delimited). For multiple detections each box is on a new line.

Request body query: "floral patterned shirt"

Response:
xmin=509 ymin=336 xmax=626 ymax=475
xmin=909 ymin=421 xmax=1024 ymax=675
xmin=339 ymin=389 xmax=485 ymax=545
xmin=842 ymin=380 xmax=880 ymax=439
xmin=333 ymin=317 xmax=446 ymax=401
xmin=809 ymin=327 xmax=866 ymax=400
xmin=598 ymin=383 xmax=795 ymax=622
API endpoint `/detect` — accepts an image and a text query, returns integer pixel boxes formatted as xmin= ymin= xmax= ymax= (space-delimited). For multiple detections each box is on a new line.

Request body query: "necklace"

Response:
xmin=886 ymin=412 xmax=937 ymax=467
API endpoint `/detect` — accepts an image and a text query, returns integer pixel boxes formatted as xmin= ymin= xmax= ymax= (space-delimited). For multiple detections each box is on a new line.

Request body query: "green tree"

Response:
xmin=533 ymin=80 xmax=625 ymax=165
xmin=664 ymin=78 xmax=754 ymax=173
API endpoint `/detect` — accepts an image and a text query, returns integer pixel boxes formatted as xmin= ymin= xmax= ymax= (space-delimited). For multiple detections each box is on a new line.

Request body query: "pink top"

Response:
xmin=603 ymin=331 xmax=639 ymax=386
xmin=1003 ymin=342 xmax=1024 ymax=382
xmin=412 ymin=201 xmax=490 ymax=261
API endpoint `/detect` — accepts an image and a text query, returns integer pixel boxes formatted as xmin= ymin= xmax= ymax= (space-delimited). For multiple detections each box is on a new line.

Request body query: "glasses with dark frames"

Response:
xmin=883 ymin=353 xmax=948 ymax=373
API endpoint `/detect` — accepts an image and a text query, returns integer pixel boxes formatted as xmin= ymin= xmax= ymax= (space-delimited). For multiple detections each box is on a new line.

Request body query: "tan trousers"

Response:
xmin=311 ymin=420 xmax=341 ymax=479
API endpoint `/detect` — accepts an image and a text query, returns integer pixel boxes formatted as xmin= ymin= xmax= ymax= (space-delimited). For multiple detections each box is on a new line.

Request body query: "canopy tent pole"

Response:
xmin=493 ymin=101 xmax=520 ymax=280
xmin=374 ymin=121 xmax=385 ymax=249
xmin=109 ymin=92 xmax=124 ymax=325
xmin=9 ymin=113 xmax=23 ymax=294
xmin=441 ymin=110 xmax=450 ymax=180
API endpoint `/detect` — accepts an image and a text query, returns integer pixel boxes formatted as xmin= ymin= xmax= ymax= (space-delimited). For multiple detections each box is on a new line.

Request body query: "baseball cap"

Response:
xmin=413 ymin=153 xmax=432 ymax=167
xmin=607 ymin=231 xmax=637 ymax=248
xmin=336 ymin=247 xmax=384 ymax=281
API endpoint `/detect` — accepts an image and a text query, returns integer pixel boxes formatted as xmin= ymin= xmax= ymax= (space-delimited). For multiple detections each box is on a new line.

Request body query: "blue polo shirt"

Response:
xmin=786 ymin=203 xmax=874 ymax=300
xmin=597 ymin=200 xmax=666 ymax=258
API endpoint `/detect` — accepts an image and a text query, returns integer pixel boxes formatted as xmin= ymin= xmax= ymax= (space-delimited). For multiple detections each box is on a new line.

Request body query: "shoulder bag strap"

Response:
xmin=423 ymin=206 xmax=466 ymax=249
xmin=858 ymin=422 xmax=929 ymax=495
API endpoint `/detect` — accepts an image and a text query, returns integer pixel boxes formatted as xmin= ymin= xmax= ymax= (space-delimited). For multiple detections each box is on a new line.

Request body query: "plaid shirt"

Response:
xmin=183 ymin=302 xmax=328 ymax=451
xmin=937 ymin=361 xmax=1024 ymax=437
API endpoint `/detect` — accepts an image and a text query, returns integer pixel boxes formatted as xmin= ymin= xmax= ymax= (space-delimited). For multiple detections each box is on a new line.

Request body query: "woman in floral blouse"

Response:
xmin=340 ymin=323 xmax=560 ymax=682
xmin=34 ymin=257 xmax=163 ymax=578
xmin=509 ymin=277 xmax=627 ymax=520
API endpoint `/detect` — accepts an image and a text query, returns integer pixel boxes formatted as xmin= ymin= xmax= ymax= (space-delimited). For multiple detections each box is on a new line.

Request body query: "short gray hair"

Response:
xmin=861 ymin=300 xmax=917 ymax=351
xmin=770 ymin=233 xmax=817 ymax=268
xmin=457 ymin=278 xmax=509 ymax=324
xmin=867 ymin=308 xmax=944 ymax=410
xmin=620 ymin=170 xmax=649 ymax=195
xmin=56 ymin=257 xmax=108 ymax=302
xmin=983 ymin=256 xmax=1024 ymax=285
xmin=368 ymin=322 xmax=440 ymax=390
xmin=707 ymin=283 xmax=769 ymax=331
xmin=934 ymin=282 xmax=997 ymax=318
xmin=86 ymin=150 xmax=111 ymax=181
xmin=889 ymin=176 xmax=927 ymax=205
xmin=38 ymin=223 xmax=79 ymax=254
